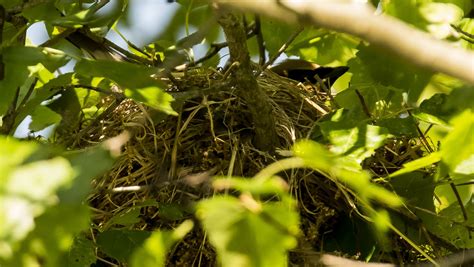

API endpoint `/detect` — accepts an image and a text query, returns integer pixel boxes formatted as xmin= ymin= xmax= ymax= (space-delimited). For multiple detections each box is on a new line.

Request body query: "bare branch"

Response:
xmin=214 ymin=0 xmax=474 ymax=85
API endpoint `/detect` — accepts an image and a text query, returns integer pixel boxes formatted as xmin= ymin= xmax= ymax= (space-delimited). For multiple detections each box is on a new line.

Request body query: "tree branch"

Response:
xmin=213 ymin=0 xmax=474 ymax=85
xmin=214 ymin=7 xmax=278 ymax=152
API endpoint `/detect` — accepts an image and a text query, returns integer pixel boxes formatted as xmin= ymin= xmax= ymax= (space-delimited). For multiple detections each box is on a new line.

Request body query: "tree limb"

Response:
xmin=213 ymin=0 xmax=474 ymax=85
xmin=214 ymin=7 xmax=278 ymax=152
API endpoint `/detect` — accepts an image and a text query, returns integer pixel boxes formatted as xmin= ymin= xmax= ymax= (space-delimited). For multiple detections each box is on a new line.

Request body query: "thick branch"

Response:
xmin=214 ymin=0 xmax=474 ymax=85
xmin=214 ymin=9 xmax=278 ymax=152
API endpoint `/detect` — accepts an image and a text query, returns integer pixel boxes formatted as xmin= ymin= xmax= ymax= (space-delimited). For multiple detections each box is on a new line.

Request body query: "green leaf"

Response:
xmin=347 ymin=44 xmax=432 ymax=104
xmin=422 ymin=199 xmax=474 ymax=248
xmin=106 ymin=207 xmax=142 ymax=228
xmin=97 ymin=230 xmax=152 ymax=262
xmin=65 ymin=235 xmax=96 ymax=267
xmin=22 ymin=2 xmax=61 ymax=22
xmin=158 ymin=203 xmax=187 ymax=221
xmin=457 ymin=18 xmax=474 ymax=49
xmin=390 ymin=172 xmax=436 ymax=211
xmin=0 ymin=47 xmax=68 ymax=115
xmin=382 ymin=0 xmax=426 ymax=29
xmin=420 ymin=3 xmax=464 ymax=38
xmin=317 ymin=109 xmax=393 ymax=163
xmin=75 ymin=60 xmax=175 ymax=114
xmin=212 ymin=176 xmax=288 ymax=196
xmin=420 ymin=3 xmax=464 ymax=24
xmin=293 ymin=140 xmax=403 ymax=207
xmin=335 ymin=86 xmax=406 ymax=120
xmin=6 ymin=157 xmax=73 ymax=202
xmin=377 ymin=117 xmax=419 ymax=136
xmin=197 ymin=196 xmax=298 ymax=267
xmin=60 ymin=145 xmax=117 ymax=202
xmin=130 ymin=220 xmax=194 ymax=267
xmin=390 ymin=152 xmax=441 ymax=178
xmin=434 ymin=181 xmax=473 ymax=211
xmin=124 ymin=87 xmax=176 ymax=115
xmin=441 ymin=110 xmax=474 ymax=175
xmin=261 ymin=19 xmax=301 ymax=58
xmin=29 ymin=205 xmax=91 ymax=267
xmin=0 ymin=136 xmax=38 ymax=176
xmin=292 ymin=32 xmax=359 ymax=66
xmin=0 ymin=0 xmax=22 ymax=8
xmin=74 ymin=60 xmax=158 ymax=88
xmin=29 ymin=105 xmax=61 ymax=132
xmin=417 ymin=87 xmax=474 ymax=125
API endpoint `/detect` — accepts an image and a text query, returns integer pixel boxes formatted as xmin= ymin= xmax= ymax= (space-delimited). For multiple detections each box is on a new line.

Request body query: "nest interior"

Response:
xmin=66 ymin=66 xmax=425 ymax=265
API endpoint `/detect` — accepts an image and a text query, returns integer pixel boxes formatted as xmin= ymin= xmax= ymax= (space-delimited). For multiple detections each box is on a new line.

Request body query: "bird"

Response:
xmin=270 ymin=59 xmax=349 ymax=88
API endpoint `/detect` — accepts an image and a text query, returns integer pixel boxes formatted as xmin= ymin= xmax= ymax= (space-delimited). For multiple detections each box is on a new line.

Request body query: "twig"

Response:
xmin=314 ymin=74 xmax=340 ymax=109
xmin=451 ymin=24 xmax=474 ymax=41
xmin=51 ymin=84 xmax=113 ymax=95
xmin=18 ymin=78 xmax=39 ymax=109
xmin=259 ymin=26 xmax=304 ymax=74
xmin=214 ymin=0 xmax=474 ymax=84
xmin=188 ymin=41 xmax=228 ymax=67
xmin=187 ymin=25 xmax=257 ymax=68
xmin=255 ymin=16 xmax=266 ymax=65
xmin=354 ymin=89 xmax=373 ymax=122
xmin=102 ymin=38 xmax=154 ymax=65
xmin=449 ymin=181 xmax=469 ymax=222
xmin=406 ymin=107 xmax=434 ymax=153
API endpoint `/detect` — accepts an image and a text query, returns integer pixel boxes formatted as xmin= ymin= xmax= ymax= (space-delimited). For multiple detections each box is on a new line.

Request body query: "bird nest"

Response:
xmin=65 ymin=66 xmax=425 ymax=265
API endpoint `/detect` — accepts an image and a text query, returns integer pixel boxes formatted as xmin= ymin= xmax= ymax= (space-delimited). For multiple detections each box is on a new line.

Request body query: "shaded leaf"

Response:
xmin=347 ymin=44 xmax=432 ymax=104
xmin=97 ymin=230 xmax=152 ymax=262
xmin=421 ymin=199 xmax=474 ymax=248
xmin=65 ymin=235 xmax=96 ymax=267
xmin=29 ymin=105 xmax=61 ymax=132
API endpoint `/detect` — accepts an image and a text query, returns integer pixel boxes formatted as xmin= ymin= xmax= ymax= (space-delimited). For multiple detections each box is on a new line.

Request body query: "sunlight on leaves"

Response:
xmin=293 ymin=140 xmax=403 ymax=207
xmin=197 ymin=196 xmax=298 ymax=267
xmin=130 ymin=220 xmax=194 ymax=267
xmin=441 ymin=110 xmax=474 ymax=175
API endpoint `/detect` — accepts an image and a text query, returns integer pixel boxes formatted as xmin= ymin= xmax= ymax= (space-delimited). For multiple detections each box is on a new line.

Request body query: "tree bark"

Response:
xmin=214 ymin=8 xmax=278 ymax=152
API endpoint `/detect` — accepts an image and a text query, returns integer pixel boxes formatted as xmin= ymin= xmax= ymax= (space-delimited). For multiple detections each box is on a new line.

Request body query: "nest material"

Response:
xmin=67 ymin=66 xmax=427 ymax=265
xmin=68 ymin=67 xmax=338 ymax=264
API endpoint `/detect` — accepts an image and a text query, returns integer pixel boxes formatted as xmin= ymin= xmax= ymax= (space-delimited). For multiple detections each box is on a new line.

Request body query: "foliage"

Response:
xmin=0 ymin=0 xmax=473 ymax=266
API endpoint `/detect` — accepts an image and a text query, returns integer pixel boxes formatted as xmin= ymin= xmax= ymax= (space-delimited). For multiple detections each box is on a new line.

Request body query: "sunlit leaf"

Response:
xmin=212 ymin=176 xmax=288 ymax=196
xmin=130 ymin=220 xmax=194 ymax=267
xmin=434 ymin=181 xmax=472 ymax=211
xmin=197 ymin=196 xmax=298 ymax=267
xmin=0 ymin=47 xmax=69 ymax=116
xmin=441 ymin=110 xmax=474 ymax=175
xmin=124 ymin=86 xmax=176 ymax=115
xmin=293 ymin=140 xmax=403 ymax=207
xmin=317 ymin=109 xmax=393 ymax=163
xmin=390 ymin=152 xmax=441 ymax=178
xmin=75 ymin=60 xmax=175 ymax=113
